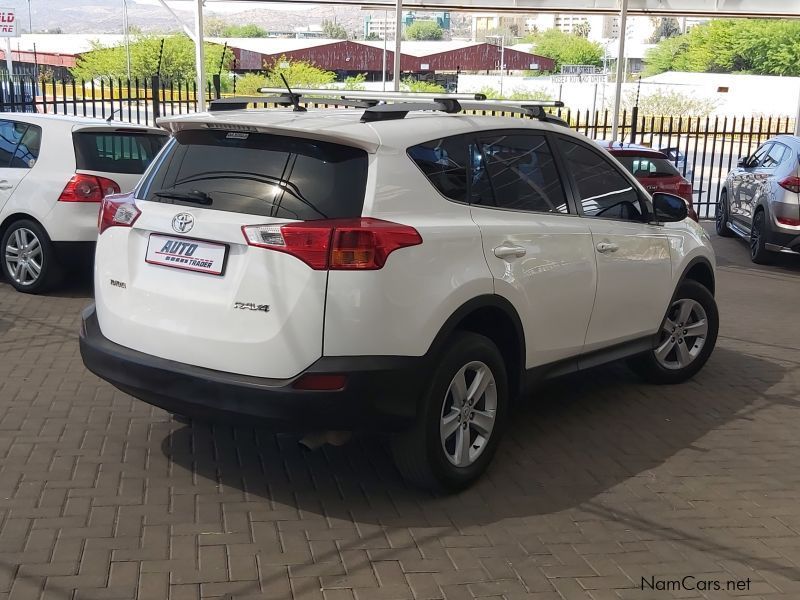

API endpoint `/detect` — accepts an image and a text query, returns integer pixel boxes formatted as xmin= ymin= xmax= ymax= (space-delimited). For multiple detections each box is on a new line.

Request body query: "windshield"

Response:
xmin=141 ymin=129 xmax=368 ymax=221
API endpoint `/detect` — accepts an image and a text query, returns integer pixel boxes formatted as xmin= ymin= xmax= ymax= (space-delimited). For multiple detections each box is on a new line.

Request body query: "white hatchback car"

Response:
xmin=79 ymin=95 xmax=718 ymax=491
xmin=0 ymin=114 xmax=168 ymax=293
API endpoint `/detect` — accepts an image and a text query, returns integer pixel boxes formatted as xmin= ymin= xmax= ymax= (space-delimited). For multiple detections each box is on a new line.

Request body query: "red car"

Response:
xmin=599 ymin=141 xmax=698 ymax=222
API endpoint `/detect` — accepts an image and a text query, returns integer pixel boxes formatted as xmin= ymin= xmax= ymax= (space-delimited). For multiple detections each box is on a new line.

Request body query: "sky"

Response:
xmin=132 ymin=0 xmax=317 ymax=13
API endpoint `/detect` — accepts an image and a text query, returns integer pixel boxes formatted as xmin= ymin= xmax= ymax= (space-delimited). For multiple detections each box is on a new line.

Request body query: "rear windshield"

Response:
xmin=141 ymin=129 xmax=368 ymax=221
xmin=73 ymin=131 xmax=168 ymax=174
xmin=615 ymin=155 xmax=681 ymax=178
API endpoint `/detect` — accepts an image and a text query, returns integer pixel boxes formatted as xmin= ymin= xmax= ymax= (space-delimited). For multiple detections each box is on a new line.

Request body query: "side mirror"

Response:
xmin=652 ymin=192 xmax=688 ymax=223
xmin=737 ymin=156 xmax=748 ymax=168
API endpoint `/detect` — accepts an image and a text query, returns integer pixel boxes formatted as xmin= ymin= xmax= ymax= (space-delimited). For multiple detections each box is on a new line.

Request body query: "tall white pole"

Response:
xmin=392 ymin=0 xmax=402 ymax=91
xmin=4 ymin=38 xmax=12 ymax=79
xmin=194 ymin=0 xmax=206 ymax=112
xmin=382 ymin=10 xmax=387 ymax=91
xmin=499 ymin=39 xmax=504 ymax=96
xmin=610 ymin=0 xmax=629 ymax=141
xmin=122 ymin=0 xmax=131 ymax=80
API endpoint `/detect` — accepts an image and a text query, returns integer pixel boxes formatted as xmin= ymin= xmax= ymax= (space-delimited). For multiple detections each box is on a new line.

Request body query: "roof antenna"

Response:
xmin=280 ymin=74 xmax=306 ymax=112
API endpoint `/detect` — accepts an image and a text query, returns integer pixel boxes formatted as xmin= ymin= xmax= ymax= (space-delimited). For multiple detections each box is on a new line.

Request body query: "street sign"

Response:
xmin=0 ymin=8 xmax=17 ymax=37
xmin=553 ymin=74 xmax=608 ymax=83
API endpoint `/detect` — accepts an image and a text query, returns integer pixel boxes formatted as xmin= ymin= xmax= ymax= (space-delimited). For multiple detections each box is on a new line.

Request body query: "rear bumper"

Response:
xmin=79 ymin=304 xmax=431 ymax=431
xmin=764 ymin=229 xmax=800 ymax=254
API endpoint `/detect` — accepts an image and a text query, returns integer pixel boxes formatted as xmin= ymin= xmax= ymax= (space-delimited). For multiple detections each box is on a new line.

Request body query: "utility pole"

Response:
xmin=382 ymin=10 xmax=387 ymax=91
xmin=392 ymin=0 xmax=402 ymax=91
xmin=610 ymin=0 xmax=629 ymax=141
xmin=193 ymin=0 xmax=206 ymax=112
xmin=122 ymin=0 xmax=131 ymax=80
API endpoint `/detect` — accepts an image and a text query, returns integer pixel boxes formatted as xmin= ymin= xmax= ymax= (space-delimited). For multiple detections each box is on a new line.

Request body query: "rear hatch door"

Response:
xmin=94 ymin=127 xmax=369 ymax=379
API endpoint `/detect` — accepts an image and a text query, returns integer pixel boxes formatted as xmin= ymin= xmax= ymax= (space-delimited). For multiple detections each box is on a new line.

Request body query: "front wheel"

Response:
xmin=628 ymin=280 xmax=718 ymax=385
xmin=1 ymin=219 xmax=63 ymax=294
xmin=392 ymin=331 xmax=508 ymax=492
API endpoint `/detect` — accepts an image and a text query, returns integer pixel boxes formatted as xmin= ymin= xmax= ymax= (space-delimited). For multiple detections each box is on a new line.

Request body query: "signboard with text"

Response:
xmin=0 ymin=8 xmax=17 ymax=37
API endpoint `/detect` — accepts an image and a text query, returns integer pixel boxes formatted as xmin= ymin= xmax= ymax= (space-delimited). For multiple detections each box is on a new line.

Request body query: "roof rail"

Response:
xmin=209 ymin=90 xmax=567 ymax=126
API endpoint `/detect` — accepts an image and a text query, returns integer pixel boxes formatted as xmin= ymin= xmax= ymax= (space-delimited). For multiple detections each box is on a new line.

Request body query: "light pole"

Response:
xmin=122 ymin=0 xmax=131 ymax=80
xmin=26 ymin=0 xmax=32 ymax=33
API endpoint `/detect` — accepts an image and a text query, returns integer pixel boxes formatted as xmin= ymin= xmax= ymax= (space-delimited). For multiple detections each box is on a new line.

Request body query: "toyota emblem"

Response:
xmin=172 ymin=213 xmax=194 ymax=233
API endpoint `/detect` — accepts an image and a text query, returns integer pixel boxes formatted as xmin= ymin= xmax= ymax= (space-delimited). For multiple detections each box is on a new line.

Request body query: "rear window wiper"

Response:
xmin=153 ymin=190 xmax=213 ymax=205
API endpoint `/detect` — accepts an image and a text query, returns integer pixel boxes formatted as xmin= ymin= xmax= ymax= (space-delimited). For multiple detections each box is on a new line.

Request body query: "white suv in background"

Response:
xmin=79 ymin=95 xmax=718 ymax=491
xmin=0 ymin=114 xmax=168 ymax=293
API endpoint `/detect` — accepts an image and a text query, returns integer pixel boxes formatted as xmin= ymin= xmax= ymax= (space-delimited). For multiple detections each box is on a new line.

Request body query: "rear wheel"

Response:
xmin=628 ymin=280 xmax=718 ymax=385
xmin=715 ymin=191 xmax=733 ymax=237
xmin=1 ymin=219 xmax=63 ymax=294
xmin=749 ymin=210 xmax=772 ymax=264
xmin=392 ymin=331 xmax=508 ymax=492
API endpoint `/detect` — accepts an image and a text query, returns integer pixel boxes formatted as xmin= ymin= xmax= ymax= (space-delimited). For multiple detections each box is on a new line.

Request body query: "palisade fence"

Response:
xmin=1 ymin=74 xmax=796 ymax=219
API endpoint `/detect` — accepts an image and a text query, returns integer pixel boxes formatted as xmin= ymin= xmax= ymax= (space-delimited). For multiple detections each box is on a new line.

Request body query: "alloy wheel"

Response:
xmin=4 ymin=227 xmax=43 ymax=287
xmin=750 ymin=213 xmax=763 ymax=259
xmin=439 ymin=360 xmax=497 ymax=467
xmin=715 ymin=198 xmax=726 ymax=232
xmin=654 ymin=298 xmax=708 ymax=370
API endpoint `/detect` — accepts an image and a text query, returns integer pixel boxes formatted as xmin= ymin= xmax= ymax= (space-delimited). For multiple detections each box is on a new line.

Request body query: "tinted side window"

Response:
xmin=558 ymin=138 xmax=643 ymax=221
xmin=473 ymin=133 xmax=568 ymax=214
xmin=407 ymin=135 xmax=469 ymax=202
xmin=748 ymin=143 xmax=771 ymax=168
xmin=10 ymin=124 xmax=41 ymax=168
xmin=764 ymin=143 xmax=788 ymax=168
xmin=0 ymin=120 xmax=27 ymax=168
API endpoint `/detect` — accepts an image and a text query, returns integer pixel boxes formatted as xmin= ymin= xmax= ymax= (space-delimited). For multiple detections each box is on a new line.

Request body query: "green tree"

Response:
xmin=220 ymin=24 xmax=269 ymax=38
xmin=644 ymin=19 xmax=800 ymax=76
xmin=648 ymin=17 xmax=681 ymax=43
xmin=343 ymin=73 xmax=367 ymax=90
xmin=524 ymin=29 xmax=603 ymax=72
xmin=263 ymin=56 xmax=336 ymax=88
xmin=322 ymin=20 xmax=348 ymax=39
xmin=475 ymin=86 xmax=553 ymax=101
xmin=572 ymin=21 xmax=591 ymax=39
xmin=401 ymin=78 xmax=445 ymax=93
xmin=71 ymin=34 xmax=233 ymax=84
xmin=405 ymin=21 xmax=444 ymax=41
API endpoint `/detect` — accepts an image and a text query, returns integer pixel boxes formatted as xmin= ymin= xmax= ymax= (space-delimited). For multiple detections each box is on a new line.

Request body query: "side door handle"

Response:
xmin=595 ymin=241 xmax=619 ymax=254
xmin=0 ymin=179 xmax=12 ymax=190
xmin=493 ymin=243 xmax=526 ymax=260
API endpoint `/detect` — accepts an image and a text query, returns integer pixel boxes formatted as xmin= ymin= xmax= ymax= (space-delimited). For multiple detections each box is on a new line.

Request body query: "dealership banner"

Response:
xmin=0 ymin=7 xmax=17 ymax=37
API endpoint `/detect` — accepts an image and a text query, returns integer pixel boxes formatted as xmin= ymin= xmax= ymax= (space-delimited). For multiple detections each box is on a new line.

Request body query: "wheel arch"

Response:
xmin=0 ymin=213 xmax=47 ymax=240
xmin=677 ymin=256 xmax=715 ymax=296
xmin=427 ymin=295 xmax=526 ymax=399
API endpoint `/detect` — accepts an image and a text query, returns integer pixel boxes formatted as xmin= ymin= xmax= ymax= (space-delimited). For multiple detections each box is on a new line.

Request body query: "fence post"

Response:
xmin=212 ymin=74 xmax=221 ymax=100
xmin=151 ymin=76 xmax=161 ymax=121
xmin=629 ymin=105 xmax=639 ymax=144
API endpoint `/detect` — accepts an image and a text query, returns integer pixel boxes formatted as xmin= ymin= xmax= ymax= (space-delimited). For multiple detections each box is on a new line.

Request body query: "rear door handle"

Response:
xmin=494 ymin=243 xmax=526 ymax=260
xmin=595 ymin=241 xmax=619 ymax=254
xmin=0 ymin=179 xmax=11 ymax=190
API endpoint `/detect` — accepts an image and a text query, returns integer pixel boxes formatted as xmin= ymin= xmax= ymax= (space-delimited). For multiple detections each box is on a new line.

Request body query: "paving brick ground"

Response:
xmin=1 ymin=226 xmax=799 ymax=600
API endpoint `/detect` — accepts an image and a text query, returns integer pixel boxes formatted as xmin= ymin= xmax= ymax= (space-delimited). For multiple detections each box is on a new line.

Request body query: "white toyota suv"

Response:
xmin=79 ymin=94 xmax=718 ymax=491
xmin=0 ymin=114 xmax=167 ymax=293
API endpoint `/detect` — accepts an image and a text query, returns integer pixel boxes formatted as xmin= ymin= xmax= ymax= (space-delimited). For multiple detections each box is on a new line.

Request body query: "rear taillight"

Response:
xmin=292 ymin=374 xmax=347 ymax=391
xmin=778 ymin=176 xmax=800 ymax=194
xmin=677 ymin=182 xmax=694 ymax=204
xmin=776 ymin=216 xmax=800 ymax=227
xmin=98 ymin=193 xmax=141 ymax=235
xmin=59 ymin=174 xmax=121 ymax=202
xmin=242 ymin=218 xmax=422 ymax=270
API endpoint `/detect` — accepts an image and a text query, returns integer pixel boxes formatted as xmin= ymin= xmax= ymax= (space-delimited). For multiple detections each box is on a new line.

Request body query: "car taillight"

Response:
xmin=292 ymin=374 xmax=347 ymax=391
xmin=59 ymin=174 xmax=121 ymax=202
xmin=778 ymin=176 xmax=800 ymax=194
xmin=98 ymin=193 xmax=141 ymax=235
xmin=776 ymin=216 xmax=800 ymax=226
xmin=242 ymin=218 xmax=422 ymax=270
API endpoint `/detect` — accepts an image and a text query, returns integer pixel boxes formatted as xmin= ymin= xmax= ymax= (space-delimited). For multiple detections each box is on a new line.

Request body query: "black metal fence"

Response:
xmin=0 ymin=74 xmax=795 ymax=219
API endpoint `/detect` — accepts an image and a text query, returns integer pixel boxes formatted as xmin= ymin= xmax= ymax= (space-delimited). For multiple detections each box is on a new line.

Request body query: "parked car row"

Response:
xmin=0 ymin=104 xmax=793 ymax=491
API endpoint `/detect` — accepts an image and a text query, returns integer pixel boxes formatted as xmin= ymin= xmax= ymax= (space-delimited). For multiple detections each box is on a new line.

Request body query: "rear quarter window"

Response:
xmin=142 ymin=129 xmax=368 ymax=221
xmin=615 ymin=155 xmax=681 ymax=178
xmin=73 ymin=131 xmax=168 ymax=174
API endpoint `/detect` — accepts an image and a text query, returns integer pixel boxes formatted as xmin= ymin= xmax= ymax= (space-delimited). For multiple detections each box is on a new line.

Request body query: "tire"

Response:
xmin=392 ymin=331 xmax=509 ymax=492
xmin=1 ymin=219 xmax=63 ymax=294
xmin=749 ymin=209 xmax=772 ymax=265
xmin=715 ymin=191 xmax=734 ymax=237
xmin=627 ymin=280 xmax=718 ymax=385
